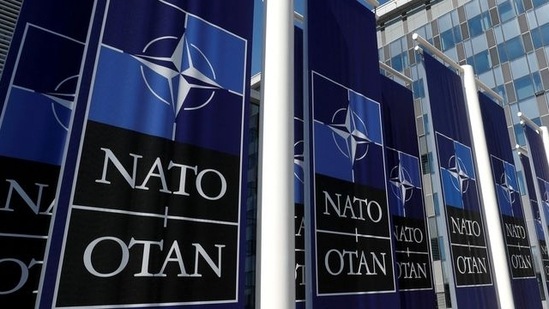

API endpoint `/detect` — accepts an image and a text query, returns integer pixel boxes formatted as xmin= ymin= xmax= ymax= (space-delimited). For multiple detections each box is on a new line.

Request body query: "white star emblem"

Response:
xmin=328 ymin=106 xmax=371 ymax=164
xmin=294 ymin=140 xmax=305 ymax=184
xmin=390 ymin=164 xmax=415 ymax=202
xmin=132 ymin=33 xmax=221 ymax=117
xmin=500 ymin=172 xmax=517 ymax=205
xmin=447 ymin=154 xmax=470 ymax=194
xmin=42 ymin=75 xmax=79 ymax=131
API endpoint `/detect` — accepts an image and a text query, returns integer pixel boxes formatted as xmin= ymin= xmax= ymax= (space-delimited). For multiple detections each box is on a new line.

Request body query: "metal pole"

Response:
xmin=379 ymin=61 xmax=412 ymax=84
xmin=518 ymin=112 xmax=541 ymax=132
xmin=462 ymin=65 xmax=515 ymax=308
xmin=256 ymin=0 xmax=295 ymax=308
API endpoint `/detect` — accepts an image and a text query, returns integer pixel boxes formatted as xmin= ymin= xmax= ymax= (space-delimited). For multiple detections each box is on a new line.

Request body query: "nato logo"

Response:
xmin=437 ymin=134 xmax=477 ymax=209
xmin=89 ymin=1 xmax=247 ymax=155
xmin=492 ymin=157 xmax=522 ymax=218
xmin=539 ymin=178 xmax=549 ymax=226
xmin=312 ymin=72 xmax=383 ymax=187
xmin=0 ymin=24 xmax=84 ymax=165
xmin=387 ymin=149 xmax=421 ymax=217
xmin=294 ymin=117 xmax=305 ymax=203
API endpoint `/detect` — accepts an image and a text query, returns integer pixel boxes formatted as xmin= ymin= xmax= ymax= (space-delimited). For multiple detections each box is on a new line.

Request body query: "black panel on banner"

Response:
xmin=76 ymin=122 xmax=240 ymax=222
xmin=0 ymin=157 xmax=59 ymax=307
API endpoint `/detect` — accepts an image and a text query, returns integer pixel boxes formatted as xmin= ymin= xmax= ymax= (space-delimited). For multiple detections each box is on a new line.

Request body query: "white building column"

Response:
xmin=462 ymin=65 xmax=515 ymax=308
xmin=256 ymin=0 xmax=295 ymax=308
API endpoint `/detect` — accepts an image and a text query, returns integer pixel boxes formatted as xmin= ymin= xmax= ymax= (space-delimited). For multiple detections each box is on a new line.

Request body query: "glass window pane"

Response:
xmin=498 ymin=43 xmax=508 ymax=63
xmin=514 ymin=124 xmax=526 ymax=146
xmin=533 ymin=72 xmax=543 ymax=93
xmin=441 ymin=29 xmax=456 ymax=51
xmin=515 ymin=0 xmax=526 ymax=13
xmin=531 ymin=28 xmax=543 ymax=49
xmin=413 ymin=78 xmax=425 ymax=99
xmin=499 ymin=1 xmax=516 ymax=23
xmin=482 ymin=13 xmax=492 ymax=30
xmin=472 ymin=34 xmax=488 ymax=53
xmin=494 ymin=66 xmax=504 ymax=86
xmin=502 ymin=19 xmax=521 ymax=40
xmin=465 ymin=0 xmax=481 ymax=18
xmin=527 ymin=10 xmax=538 ymax=28
xmin=469 ymin=15 xmax=484 ymax=37
xmin=536 ymin=3 xmax=549 ymax=25
xmin=390 ymin=39 xmax=402 ymax=55
xmin=438 ymin=12 xmax=453 ymax=32
xmin=528 ymin=52 xmax=539 ymax=72
xmin=391 ymin=52 xmax=408 ymax=72
xmin=510 ymin=56 xmax=529 ymax=78
xmin=479 ymin=70 xmax=495 ymax=87
xmin=545 ymin=46 xmax=549 ymax=62
xmin=454 ymin=26 xmax=462 ymax=42
xmin=506 ymin=36 xmax=525 ymax=61
xmin=474 ymin=50 xmax=492 ymax=74
xmin=515 ymin=75 xmax=534 ymax=100
xmin=519 ymin=97 xmax=540 ymax=118
xmin=541 ymin=23 xmax=549 ymax=45
xmin=464 ymin=40 xmax=473 ymax=57
xmin=533 ymin=0 xmax=549 ymax=8
xmin=494 ymin=85 xmax=506 ymax=99
xmin=494 ymin=25 xmax=504 ymax=44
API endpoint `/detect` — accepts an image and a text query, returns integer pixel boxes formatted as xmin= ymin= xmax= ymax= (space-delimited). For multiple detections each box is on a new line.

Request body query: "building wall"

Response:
xmin=377 ymin=0 xmax=549 ymax=306
xmin=0 ymin=0 xmax=22 ymax=79
xmin=378 ymin=0 xmax=549 ymax=146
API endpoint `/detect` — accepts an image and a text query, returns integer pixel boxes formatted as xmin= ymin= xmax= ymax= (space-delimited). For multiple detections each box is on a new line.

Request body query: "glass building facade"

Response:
xmin=377 ymin=0 xmax=549 ymax=306
xmin=377 ymin=0 xmax=549 ymax=149
xmin=0 ymin=0 xmax=23 ymax=75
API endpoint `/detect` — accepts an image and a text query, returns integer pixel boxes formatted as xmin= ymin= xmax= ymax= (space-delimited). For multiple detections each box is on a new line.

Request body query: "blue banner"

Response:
xmin=37 ymin=0 xmax=253 ymax=307
xmin=381 ymin=75 xmax=436 ymax=308
xmin=0 ymin=1 xmax=93 ymax=306
xmin=423 ymin=53 xmax=497 ymax=308
xmin=478 ymin=92 xmax=542 ymax=307
xmin=519 ymin=152 xmax=549 ymax=291
xmin=294 ymin=25 xmax=306 ymax=307
xmin=522 ymin=123 xmax=549 ymax=287
xmin=306 ymin=0 xmax=399 ymax=307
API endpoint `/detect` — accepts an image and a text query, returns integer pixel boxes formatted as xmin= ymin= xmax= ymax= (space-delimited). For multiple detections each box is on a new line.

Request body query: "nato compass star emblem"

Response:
xmin=294 ymin=140 xmax=305 ymax=184
xmin=12 ymin=75 xmax=77 ymax=131
xmin=390 ymin=163 xmax=415 ymax=207
xmin=447 ymin=154 xmax=471 ymax=194
xmin=500 ymin=171 xmax=518 ymax=206
xmin=543 ymin=191 xmax=549 ymax=212
xmin=131 ymin=32 xmax=221 ymax=139
xmin=43 ymin=75 xmax=79 ymax=131
xmin=328 ymin=105 xmax=371 ymax=165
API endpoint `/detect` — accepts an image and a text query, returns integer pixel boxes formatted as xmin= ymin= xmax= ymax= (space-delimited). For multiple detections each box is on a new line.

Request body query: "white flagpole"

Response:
xmin=539 ymin=126 xmax=549 ymax=170
xmin=462 ymin=65 xmax=515 ymax=308
xmin=256 ymin=0 xmax=295 ymax=308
